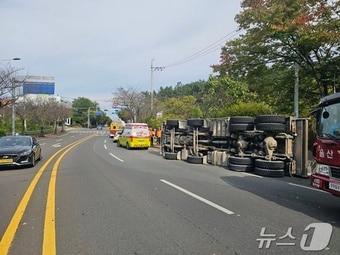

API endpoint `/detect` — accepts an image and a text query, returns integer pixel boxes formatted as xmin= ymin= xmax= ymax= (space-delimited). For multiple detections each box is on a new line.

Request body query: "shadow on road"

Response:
xmin=147 ymin=149 xmax=161 ymax=157
xmin=220 ymin=175 xmax=340 ymax=227
xmin=0 ymin=165 xmax=33 ymax=171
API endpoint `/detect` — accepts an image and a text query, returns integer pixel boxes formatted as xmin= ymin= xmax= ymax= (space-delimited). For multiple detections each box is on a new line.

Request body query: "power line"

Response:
xmin=164 ymin=29 xmax=241 ymax=68
xmin=165 ymin=29 xmax=241 ymax=67
xmin=148 ymin=30 xmax=242 ymax=112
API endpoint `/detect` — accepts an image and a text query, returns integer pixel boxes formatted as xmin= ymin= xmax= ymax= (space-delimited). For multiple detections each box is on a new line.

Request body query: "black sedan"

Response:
xmin=0 ymin=135 xmax=41 ymax=167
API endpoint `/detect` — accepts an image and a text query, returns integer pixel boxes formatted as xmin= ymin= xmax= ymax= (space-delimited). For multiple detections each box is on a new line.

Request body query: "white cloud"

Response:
xmin=0 ymin=0 xmax=241 ymax=108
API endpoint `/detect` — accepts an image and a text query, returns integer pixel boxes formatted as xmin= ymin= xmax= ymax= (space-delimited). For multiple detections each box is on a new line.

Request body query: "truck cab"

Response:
xmin=311 ymin=92 xmax=340 ymax=196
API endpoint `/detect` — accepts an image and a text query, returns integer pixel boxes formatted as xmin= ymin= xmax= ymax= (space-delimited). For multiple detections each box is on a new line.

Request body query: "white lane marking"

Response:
xmin=56 ymin=139 xmax=63 ymax=142
xmin=104 ymin=144 xmax=107 ymax=150
xmin=52 ymin=143 xmax=61 ymax=148
xmin=104 ymin=139 xmax=107 ymax=144
xmin=160 ymin=179 xmax=235 ymax=215
xmin=109 ymin=153 xmax=124 ymax=162
xmin=241 ymin=172 xmax=263 ymax=178
xmin=288 ymin=182 xmax=327 ymax=193
xmin=71 ymin=135 xmax=75 ymax=138
xmin=40 ymin=143 xmax=46 ymax=146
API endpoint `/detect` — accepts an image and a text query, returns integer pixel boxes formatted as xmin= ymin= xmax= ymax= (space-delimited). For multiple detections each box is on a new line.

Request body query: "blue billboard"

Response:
xmin=23 ymin=82 xmax=55 ymax=95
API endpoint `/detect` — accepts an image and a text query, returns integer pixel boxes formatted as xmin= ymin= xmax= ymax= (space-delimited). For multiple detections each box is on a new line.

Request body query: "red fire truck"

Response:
xmin=311 ymin=92 xmax=340 ymax=196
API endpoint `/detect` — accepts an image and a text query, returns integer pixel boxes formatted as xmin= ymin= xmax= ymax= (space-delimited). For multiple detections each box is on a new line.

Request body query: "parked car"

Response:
xmin=0 ymin=135 xmax=41 ymax=167
xmin=117 ymin=123 xmax=150 ymax=149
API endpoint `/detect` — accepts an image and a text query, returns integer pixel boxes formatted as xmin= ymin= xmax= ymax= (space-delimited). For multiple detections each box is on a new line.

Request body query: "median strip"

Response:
xmin=160 ymin=179 xmax=235 ymax=215
xmin=43 ymin=135 xmax=94 ymax=255
xmin=0 ymin=136 xmax=91 ymax=255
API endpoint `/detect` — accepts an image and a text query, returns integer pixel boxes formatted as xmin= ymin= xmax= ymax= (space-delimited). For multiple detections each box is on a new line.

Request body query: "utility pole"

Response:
xmin=294 ymin=62 xmax=299 ymax=118
xmin=73 ymin=106 xmax=94 ymax=128
xmin=150 ymin=59 xmax=165 ymax=113
xmin=150 ymin=59 xmax=154 ymax=112
xmin=87 ymin=107 xmax=91 ymax=129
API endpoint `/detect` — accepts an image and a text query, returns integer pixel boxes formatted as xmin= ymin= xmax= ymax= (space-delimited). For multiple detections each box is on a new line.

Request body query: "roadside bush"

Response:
xmin=145 ymin=116 xmax=164 ymax=129
xmin=222 ymin=102 xmax=273 ymax=117
xmin=0 ymin=128 xmax=6 ymax=137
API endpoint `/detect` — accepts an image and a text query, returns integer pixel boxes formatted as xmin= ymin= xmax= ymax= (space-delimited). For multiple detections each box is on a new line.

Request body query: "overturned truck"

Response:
xmin=161 ymin=115 xmax=309 ymax=178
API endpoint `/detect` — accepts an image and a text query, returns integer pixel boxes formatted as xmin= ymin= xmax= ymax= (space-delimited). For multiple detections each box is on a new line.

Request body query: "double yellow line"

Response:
xmin=0 ymin=135 xmax=93 ymax=255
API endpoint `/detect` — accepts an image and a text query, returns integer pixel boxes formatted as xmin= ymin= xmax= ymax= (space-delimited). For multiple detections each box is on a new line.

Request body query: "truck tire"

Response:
xmin=255 ymin=115 xmax=287 ymax=124
xmin=187 ymin=119 xmax=204 ymax=128
xmin=255 ymin=123 xmax=287 ymax=132
xmin=229 ymin=156 xmax=253 ymax=165
xmin=166 ymin=119 xmax=179 ymax=129
xmin=255 ymin=159 xmax=285 ymax=170
xmin=229 ymin=116 xmax=254 ymax=124
xmin=164 ymin=152 xmax=178 ymax=160
xmin=254 ymin=167 xmax=285 ymax=177
xmin=228 ymin=163 xmax=253 ymax=172
xmin=187 ymin=155 xmax=204 ymax=164
xmin=229 ymin=123 xmax=254 ymax=132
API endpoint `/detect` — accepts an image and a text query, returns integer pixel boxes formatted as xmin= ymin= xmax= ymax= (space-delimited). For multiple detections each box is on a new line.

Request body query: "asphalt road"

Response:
xmin=0 ymin=128 xmax=339 ymax=255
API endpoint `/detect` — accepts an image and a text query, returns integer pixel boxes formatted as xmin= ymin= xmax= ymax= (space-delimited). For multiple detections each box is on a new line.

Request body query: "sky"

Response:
xmin=0 ymin=0 xmax=241 ymax=110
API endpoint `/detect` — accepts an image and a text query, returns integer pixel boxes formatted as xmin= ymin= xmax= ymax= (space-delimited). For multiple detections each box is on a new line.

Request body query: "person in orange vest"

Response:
xmin=155 ymin=129 xmax=162 ymax=145
xmin=155 ymin=129 xmax=161 ymax=138
xmin=149 ymin=128 xmax=155 ymax=146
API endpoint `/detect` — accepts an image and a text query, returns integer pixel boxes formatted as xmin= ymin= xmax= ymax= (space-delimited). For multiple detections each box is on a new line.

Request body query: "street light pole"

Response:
xmin=11 ymin=86 xmax=16 ymax=135
xmin=1 ymin=57 xmax=22 ymax=136
xmin=0 ymin=57 xmax=21 ymax=62
xmin=87 ymin=107 xmax=91 ymax=129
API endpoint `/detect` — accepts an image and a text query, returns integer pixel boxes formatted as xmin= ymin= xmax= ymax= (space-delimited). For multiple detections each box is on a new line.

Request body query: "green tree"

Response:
xmin=157 ymin=80 xmax=206 ymax=100
xmin=145 ymin=116 xmax=164 ymax=129
xmin=162 ymin=96 xmax=202 ymax=119
xmin=222 ymin=102 xmax=273 ymax=116
xmin=200 ymin=76 xmax=251 ymax=117
xmin=236 ymin=63 xmax=319 ymax=115
xmin=72 ymin=97 xmax=98 ymax=127
xmin=214 ymin=0 xmax=339 ymax=98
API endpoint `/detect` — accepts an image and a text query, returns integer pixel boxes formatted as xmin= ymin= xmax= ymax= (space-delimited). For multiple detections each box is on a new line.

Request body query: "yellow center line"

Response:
xmin=0 ymin=136 xmax=92 ymax=255
xmin=42 ymin=135 xmax=94 ymax=255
